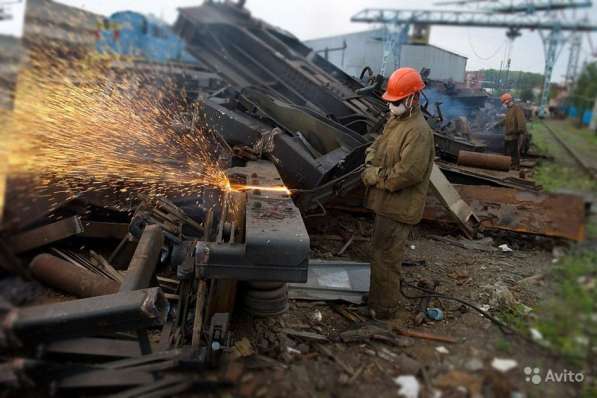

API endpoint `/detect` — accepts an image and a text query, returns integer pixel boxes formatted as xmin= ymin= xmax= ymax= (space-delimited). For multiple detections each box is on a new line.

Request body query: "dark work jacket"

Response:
xmin=366 ymin=109 xmax=435 ymax=224
xmin=504 ymin=103 xmax=527 ymax=141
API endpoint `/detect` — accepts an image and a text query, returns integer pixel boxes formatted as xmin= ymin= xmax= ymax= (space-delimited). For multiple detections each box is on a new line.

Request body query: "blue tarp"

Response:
xmin=96 ymin=11 xmax=198 ymax=64
xmin=567 ymin=105 xmax=593 ymax=126
xmin=568 ymin=105 xmax=578 ymax=118
xmin=582 ymin=110 xmax=592 ymax=126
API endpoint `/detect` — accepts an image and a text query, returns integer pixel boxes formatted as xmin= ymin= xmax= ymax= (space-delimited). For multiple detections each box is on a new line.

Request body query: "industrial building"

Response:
xmin=304 ymin=28 xmax=468 ymax=82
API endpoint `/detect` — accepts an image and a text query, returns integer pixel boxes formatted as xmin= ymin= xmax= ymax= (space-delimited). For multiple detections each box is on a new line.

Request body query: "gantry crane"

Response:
xmin=351 ymin=1 xmax=597 ymax=117
xmin=435 ymin=0 xmax=592 ymax=13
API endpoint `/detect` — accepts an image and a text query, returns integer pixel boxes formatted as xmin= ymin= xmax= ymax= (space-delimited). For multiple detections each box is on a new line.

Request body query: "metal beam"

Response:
xmin=538 ymin=28 xmax=562 ymax=117
xmin=351 ymin=8 xmax=597 ymax=31
xmin=565 ymin=32 xmax=582 ymax=86
xmin=490 ymin=1 xmax=593 ymax=14
xmin=45 ymin=337 xmax=143 ymax=358
xmin=3 ymin=288 xmax=169 ymax=345
xmin=119 ymin=225 xmax=164 ymax=292
xmin=10 ymin=216 xmax=84 ymax=254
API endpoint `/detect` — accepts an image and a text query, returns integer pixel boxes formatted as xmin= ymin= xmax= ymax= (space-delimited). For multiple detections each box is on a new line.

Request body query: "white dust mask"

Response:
xmin=389 ymin=102 xmax=407 ymax=116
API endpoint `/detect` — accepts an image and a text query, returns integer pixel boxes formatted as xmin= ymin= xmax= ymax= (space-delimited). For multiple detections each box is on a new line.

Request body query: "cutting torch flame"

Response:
xmin=230 ymin=184 xmax=291 ymax=195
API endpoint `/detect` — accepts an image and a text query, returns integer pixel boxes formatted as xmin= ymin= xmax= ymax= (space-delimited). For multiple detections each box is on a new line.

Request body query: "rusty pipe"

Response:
xmin=457 ymin=150 xmax=512 ymax=171
xmin=119 ymin=224 xmax=164 ymax=292
xmin=30 ymin=254 xmax=119 ymax=298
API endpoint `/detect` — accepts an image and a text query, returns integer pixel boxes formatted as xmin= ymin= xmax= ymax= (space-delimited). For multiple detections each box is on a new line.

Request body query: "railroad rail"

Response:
xmin=539 ymin=120 xmax=597 ymax=180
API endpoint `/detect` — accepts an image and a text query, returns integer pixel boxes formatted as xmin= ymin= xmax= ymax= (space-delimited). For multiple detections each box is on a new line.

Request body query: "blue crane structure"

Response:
xmin=351 ymin=2 xmax=597 ymax=117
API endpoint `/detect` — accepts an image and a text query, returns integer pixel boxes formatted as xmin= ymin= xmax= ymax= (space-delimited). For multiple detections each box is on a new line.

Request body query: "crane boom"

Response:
xmin=490 ymin=1 xmax=593 ymax=14
xmin=351 ymin=8 xmax=597 ymax=31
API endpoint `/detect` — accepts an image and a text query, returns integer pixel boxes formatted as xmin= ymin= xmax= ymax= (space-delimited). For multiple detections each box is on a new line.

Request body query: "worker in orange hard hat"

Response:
xmin=500 ymin=92 xmax=527 ymax=170
xmin=361 ymin=67 xmax=435 ymax=320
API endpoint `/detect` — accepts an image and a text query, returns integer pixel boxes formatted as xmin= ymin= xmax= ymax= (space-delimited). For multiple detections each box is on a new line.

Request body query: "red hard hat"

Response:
xmin=500 ymin=93 xmax=513 ymax=103
xmin=382 ymin=67 xmax=425 ymax=102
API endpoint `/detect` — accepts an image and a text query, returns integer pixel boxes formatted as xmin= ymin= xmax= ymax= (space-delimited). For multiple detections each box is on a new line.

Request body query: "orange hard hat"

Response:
xmin=500 ymin=93 xmax=513 ymax=103
xmin=382 ymin=67 xmax=425 ymax=102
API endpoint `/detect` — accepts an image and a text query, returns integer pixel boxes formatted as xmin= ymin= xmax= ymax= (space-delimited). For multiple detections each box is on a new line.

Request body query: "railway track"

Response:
xmin=539 ymin=120 xmax=597 ymax=180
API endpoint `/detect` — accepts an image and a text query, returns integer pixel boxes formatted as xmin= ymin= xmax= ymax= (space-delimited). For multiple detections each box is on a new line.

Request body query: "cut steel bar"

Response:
xmin=120 ymin=225 xmax=164 ymax=292
xmin=45 ymin=337 xmax=143 ymax=358
xmin=3 ymin=288 xmax=168 ymax=345
xmin=457 ymin=150 xmax=511 ymax=171
xmin=10 ymin=216 xmax=84 ymax=254
xmin=30 ymin=254 xmax=120 ymax=298
xmin=57 ymin=369 xmax=156 ymax=389
xmin=79 ymin=221 xmax=130 ymax=240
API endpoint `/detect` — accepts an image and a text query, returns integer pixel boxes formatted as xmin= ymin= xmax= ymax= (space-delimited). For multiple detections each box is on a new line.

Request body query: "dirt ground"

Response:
xmin=227 ymin=211 xmax=584 ymax=398
xmin=0 ymin=213 xmax=587 ymax=398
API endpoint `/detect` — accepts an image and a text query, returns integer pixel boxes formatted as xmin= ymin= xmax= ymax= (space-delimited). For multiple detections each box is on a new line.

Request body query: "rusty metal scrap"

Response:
xmin=436 ymin=160 xmax=540 ymax=191
xmin=429 ymin=164 xmax=480 ymax=239
xmin=457 ymin=150 xmax=512 ymax=171
xmin=424 ymin=185 xmax=586 ymax=241
xmin=9 ymin=216 xmax=84 ymax=254
xmin=1 ymin=288 xmax=169 ymax=346
xmin=30 ymin=254 xmax=120 ymax=298
xmin=119 ymin=224 xmax=164 ymax=292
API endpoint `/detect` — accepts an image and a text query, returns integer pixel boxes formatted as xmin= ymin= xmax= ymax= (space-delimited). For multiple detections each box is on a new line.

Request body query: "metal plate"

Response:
xmin=424 ymin=185 xmax=586 ymax=241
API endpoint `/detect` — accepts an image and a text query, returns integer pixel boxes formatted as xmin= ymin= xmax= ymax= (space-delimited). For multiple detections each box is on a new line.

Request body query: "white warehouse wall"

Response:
xmin=305 ymin=29 xmax=467 ymax=82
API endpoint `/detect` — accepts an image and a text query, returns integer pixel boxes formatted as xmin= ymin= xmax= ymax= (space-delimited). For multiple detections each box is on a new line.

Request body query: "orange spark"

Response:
xmin=2 ymin=45 xmax=229 ymax=214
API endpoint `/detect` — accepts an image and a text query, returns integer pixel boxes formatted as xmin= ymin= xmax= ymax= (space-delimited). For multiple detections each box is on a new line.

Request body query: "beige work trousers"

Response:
xmin=369 ymin=214 xmax=411 ymax=318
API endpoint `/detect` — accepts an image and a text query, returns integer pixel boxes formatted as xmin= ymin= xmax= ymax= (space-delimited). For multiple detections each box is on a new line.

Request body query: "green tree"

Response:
xmin=571 ymin=62 xmax=597 ymax=110
xmin=480 ymin=69 xmax=543 ymax=92
xmin=519 ymin=87 xmax=534 ymax=102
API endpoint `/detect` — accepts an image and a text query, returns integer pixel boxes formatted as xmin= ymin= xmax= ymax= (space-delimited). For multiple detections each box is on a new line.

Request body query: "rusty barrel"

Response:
xmin=457 ymin=150 xmax=511 ymax=171
xmin=30 ymin=254 xmax=120 ymax=298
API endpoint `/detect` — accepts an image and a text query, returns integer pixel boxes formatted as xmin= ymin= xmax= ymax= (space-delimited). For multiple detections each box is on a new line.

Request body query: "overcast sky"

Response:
xmin=1 ymin=1 xmax=596 ymax=82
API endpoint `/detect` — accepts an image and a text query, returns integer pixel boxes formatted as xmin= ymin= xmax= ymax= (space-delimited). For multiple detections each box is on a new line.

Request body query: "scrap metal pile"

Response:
xmin=0 ymin=1 xmax=589 ymax=396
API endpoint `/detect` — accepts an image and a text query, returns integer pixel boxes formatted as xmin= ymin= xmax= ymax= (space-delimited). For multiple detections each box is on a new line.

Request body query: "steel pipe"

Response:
xmin=457 ymin=150 xmax=512 ymax=171
xmin=30 ymin=254 xmax=119 ymax=298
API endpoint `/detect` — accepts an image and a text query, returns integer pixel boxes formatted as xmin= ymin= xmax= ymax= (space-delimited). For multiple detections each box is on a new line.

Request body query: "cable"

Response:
xmin=399 ymin=278 xmax=585 ymax=360
xmin=400 ymin=279 xmax=513 ymax=335
xmin=467 ymin=29 xmax=506 ymax=61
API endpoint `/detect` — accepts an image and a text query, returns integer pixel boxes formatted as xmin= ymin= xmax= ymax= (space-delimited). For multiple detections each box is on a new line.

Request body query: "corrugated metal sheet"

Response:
xmin=305 ymin=30 xmax=467 ymax=82
xmin=401 ymin=44 xmax=467 ymax=82
xmin=305 ymin=29 xmax=384 ymax=78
